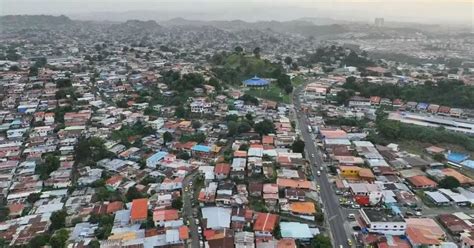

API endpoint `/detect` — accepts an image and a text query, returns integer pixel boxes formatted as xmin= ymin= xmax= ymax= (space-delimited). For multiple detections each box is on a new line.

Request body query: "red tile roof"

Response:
xmin=254 ymin=212 xmax=278 ymax=232
xmin=130 ymin=198 xmax=148 ymax=221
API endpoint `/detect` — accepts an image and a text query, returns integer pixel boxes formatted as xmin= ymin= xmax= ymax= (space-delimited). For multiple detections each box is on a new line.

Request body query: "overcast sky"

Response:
xmin=1 ymin=0 xmax=473 ymax=25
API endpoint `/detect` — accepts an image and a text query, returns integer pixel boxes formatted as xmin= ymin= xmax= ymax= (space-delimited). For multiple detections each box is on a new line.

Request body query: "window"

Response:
xmin=393 ymin=225 xmax=397 ymax=228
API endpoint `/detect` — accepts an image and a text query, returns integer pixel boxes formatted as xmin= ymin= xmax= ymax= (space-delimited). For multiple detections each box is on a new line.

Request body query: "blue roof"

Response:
xmin=147 ymin=151 xmax=168 ymax=164
xmin=447 ymin=152 xmax=469 ymax=164
xmin=242 ymin=76 xmax=269 ymax=86
xmin=461 ymin=160 xmax=474 ymax=169
xmin=417 ymin=102 xmax=429 ymax=109
xmin=280 ymin=222 xmax=313 ymax=239
xmin=192 ymin=145 xmax=211 ymax=153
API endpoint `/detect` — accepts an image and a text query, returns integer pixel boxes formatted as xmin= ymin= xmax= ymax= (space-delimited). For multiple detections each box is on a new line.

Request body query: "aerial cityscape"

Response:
xmin=0 ymin=0 xmax=474 ymax=247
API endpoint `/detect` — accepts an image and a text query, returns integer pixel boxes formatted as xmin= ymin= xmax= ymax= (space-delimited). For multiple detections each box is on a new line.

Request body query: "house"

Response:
xmin=340 ymin=166 xmax=375 ymax=182
xmin=349 ymin=183 xmax=383 ymax=206
xmin=359 ymin=208 xmax=406 ymax=235
xmin=146 ymin=151 xmax=168 ymax=168
xmin=130 ymin=198 xmax=148 ymax=224
xmin=406 ymin=175 xmax=437 ymax=189
xmin=405 ymin=218 xmax=446 ymax=247
xmin=153 ymin=209 xmax=179 ymax=226
xmin=289 ymin=202 xmax=316 ymax=219
xmin=214 ymin=163 xmax=231 ymax=180
xmin=254 ymin=212 xmax=279 ymax=237
xmin=280 ymin=222 xmax=313 ymax=241
xmin=425 ymin=191 xmax=450 ymax=206
xmin=201 ymin=207 xmax=232 ymax=230
xmin=348 ymin=96 xmax=371 ymax=108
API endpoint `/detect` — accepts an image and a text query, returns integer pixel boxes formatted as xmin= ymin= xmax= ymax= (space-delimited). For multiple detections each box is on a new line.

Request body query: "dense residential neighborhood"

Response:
xmin=0 ymin=12 xmax=474 ymax=248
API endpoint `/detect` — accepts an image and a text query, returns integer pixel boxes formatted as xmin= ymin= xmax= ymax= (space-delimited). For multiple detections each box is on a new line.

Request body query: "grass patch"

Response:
xmin=245 ymin=84 xmax=290 ymax=104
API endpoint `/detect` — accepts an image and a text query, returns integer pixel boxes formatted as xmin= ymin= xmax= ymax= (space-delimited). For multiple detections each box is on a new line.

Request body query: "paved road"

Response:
xmin=182 ymin=171 xmax=199 ymax=248
xmin=293 ymin=86 xmax=349 ymax=248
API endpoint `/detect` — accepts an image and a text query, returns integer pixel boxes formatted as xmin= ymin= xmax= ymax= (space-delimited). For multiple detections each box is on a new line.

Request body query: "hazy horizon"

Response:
xmin=1 ymin=0 xmax=473 ymax=26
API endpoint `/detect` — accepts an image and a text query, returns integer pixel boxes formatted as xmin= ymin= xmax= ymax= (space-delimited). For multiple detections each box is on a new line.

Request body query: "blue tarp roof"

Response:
xmin=416 ymin=102 xmax=429 ymax=109
xmin=192 ymin=145 xmax=211 ymax=153
xmin=242 ymin=76 xmax=269 ymax=86
xmin=447 ymin=152 xmax=470 ymax=164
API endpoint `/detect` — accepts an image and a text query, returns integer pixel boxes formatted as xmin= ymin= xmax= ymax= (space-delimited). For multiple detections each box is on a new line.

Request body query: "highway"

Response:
xmin=293 ymin=86 xmax=349 ymax=248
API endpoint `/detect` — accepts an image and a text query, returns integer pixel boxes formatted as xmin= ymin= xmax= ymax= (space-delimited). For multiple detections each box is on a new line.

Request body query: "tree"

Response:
xmin=176 ymin=151 xmax=191 ymax=160
xmin=126 ymin=187 xmax=144 ymax=202
xmin=163 ymin=131 xmax=173 ymax=146
xmin=234 ymin=46 xmax=243 ymax=54
xmin=89 ymin=240 xmax=101 ymax=248
xmin=192 ymin=120 xmax=202 ymax=129
xmin=175 ymin=105 xmax=187 ymax=118
xmin=284 ymin=56 xmax=292 ymax=66
xmin=312 ymin=234 xmax=332 ymax=248
xmin=50 ymin=229 xmax=69 ymax=248
xmin=239 ymin=144 xmax=249 ymax=151
xmin=291 ymin=139 xmax=305 ymax=153
xmin=253 ymin=47 xmax=261 ymax=58
xmin=227 ymin=121 xmax=239 ymax=137
xmin=27 ymin=192 xmax=42 ymax=204
xmin=433 ymin=153 xmax=445 ymax=162
xmin=0 ymin=205 xmax=9 ymax=222
xmin=28 ymin=234 xmax=50 ymax=248
xmin=9 ymin=65 xmax=19 ymax=71
xmin=254 ymin=119 xmax=275 ymax=136
xmin=237 ymin=121 xmax=252 ymax=134
xmin=315 ymin=212 xmax=324 ymax=223
xmin=171 ymin=197 xmax=183 ymax=210
xmin=438 ymin=176 xmax=460 ymax=189
xmin=50 ymin=210 xmax=67 ymax=231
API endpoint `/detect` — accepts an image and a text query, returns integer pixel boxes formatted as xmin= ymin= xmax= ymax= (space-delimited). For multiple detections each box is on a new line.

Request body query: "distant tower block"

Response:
xmin=374 ymin=18 xmax=384 ymax=27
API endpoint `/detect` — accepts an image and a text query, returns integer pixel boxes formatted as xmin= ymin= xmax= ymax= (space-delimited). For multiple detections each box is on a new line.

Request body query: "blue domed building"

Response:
xmin=242 ymin=76 xmax=270 ymax=88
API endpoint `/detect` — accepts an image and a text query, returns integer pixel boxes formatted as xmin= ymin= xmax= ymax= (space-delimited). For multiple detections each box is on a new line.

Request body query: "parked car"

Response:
xmin=352 ymin=225 xmax=361 ymax=231
xmin=348 ymin=214 xmax=356 ymax=219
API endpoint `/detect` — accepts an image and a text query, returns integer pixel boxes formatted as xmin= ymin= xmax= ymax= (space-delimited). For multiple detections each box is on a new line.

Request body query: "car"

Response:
xmin=184 ymin=187 xmax=189 ymax=192
xmin=348 ymin=214 xmax=356 ymax=219
xmin=200 ymin=241 xmax=204 ymax=248
xmin=317 ymin=170 xmax=321 ymax=176
xmin=347 ymin=239 xmax=352 ymax=246
xmin=406 ymin=211 xmax=414 ymax=216
xmin=195 ymin=219 xmax=200 ymax=225
xmin=415 ymin=211 xmax=422 ymax=216
xmin=351 ymin=204 xmax=360 ymax=209
xmin=198 ymin=226 xmax=202 ymax=233
xmin=352 ymin=225 xmax=361 ymax=231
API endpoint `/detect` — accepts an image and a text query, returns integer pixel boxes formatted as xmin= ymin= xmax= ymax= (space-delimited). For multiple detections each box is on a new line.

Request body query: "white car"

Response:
xmin=317 ymin=170 xmax=321 ymax=176
xmin=311 ymin=154 xmax=315 ymax=158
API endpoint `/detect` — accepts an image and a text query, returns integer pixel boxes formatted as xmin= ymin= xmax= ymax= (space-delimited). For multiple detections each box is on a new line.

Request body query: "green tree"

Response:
xmin=227 ymin=121 xmax=239 ymax=137
xmin=234 ymin=46 xmax=243 ymax=54
xmin=433 ymin=153 xmax=445 ymax=162
xmin=291 ymin=139 xmax=305 ymax=153
xmin=253 ymin=47 xmax=261 ymax=58
xmin=27 ymin=192 xmax=42 ymax=204
xmin=254 ymin=119 xmax=275 ymax=136
xmin=50 ymin=210 xmax=67 ymax=231
xmin=312 ymin=234 xmax=332 ymax=248
xmin=175 ymin=106 xmax=187 ymax=118
xmin=126 ymin=187 xmax=144 ymax=202
xmin=50 ymin=229 xmax=69 ymax=248
xmin=438 ymin=176 xmax=460 ymax=189
xmin=163 ymin=131 xmax=173 ymax=146
xmin=237 ymin=121 xmax=252 ymax=134
xmin=28 ymin=234 xmax=50 ymax=248
xmin=9 ymin=65 xmax=19 ymax=71
xmin=284 ymin=56 xmax=292 ymax=66
xmin=0 ymin=205 xmax=10 ymax=222
xmin=192 ymin=120 xmax=202 ymax=129
xmin=89 ymin=240 xmax=101 ymax=248
xmin=171 ymin=197 xmax=183 ymax=210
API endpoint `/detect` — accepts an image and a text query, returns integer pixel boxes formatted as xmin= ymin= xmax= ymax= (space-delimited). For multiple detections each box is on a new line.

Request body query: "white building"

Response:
xmin=359 ymin=208 xmax=406 ymax=235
